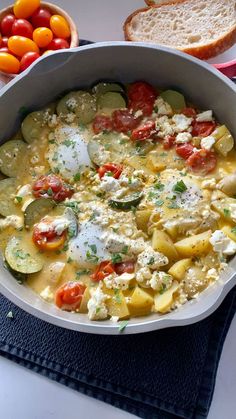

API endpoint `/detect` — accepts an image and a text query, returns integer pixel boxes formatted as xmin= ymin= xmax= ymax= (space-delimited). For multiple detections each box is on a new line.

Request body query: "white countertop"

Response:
xmin=0 ymin=1 xmax=236 ymax=418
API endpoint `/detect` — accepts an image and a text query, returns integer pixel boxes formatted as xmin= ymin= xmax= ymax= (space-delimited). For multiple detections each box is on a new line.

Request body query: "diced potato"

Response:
xmin=212 ymin=125 xmax=229 ymax=141
xmin=135 ymin=209 xmax=153 ymax=232
xmin=168 ymin=258 xmax=192 ymax=281
xmin=212 ymin=125 xmax=234 ymax=156
xmin=221 ymin=225 xmax=236 ymax=242
xmin=106 ymin=289 xmax=130 ymax=319
xmin=153 ymin=282 xmax=179 ymax=313
xmin=211 ymin=196 xmax=236 ymax=223
xmin=128 ymin=287 xmax=153 ymax=316
xmin=152 ymin=229 xmax=179 ymax=262
xmin=125 ymin=155 xmax=154 ymax=175
xmin=79 ymin=287 xmax=90 ymax=313
xmin=174 ymin=230 xmax=212 ymax=257
xmin=146 ymin=151 xmax=166 ymax=172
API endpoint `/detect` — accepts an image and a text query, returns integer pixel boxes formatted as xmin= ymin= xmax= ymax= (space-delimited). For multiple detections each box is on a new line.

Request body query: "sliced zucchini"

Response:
xmin=92 ymin=82 xmax=125 ymax=96
xmin=0 ymin=178 xmax=19 ymax=217
xmin=88 ymin=132 xmax=132 ymax=166
xmin=160 ymin=90 xmax=186 ymax=111
xmin=24 ymin=198 xmax=56 ymax=228
xmin=97 ymin=92 xmax=126 ymax=110
xmin=0 ymin=140 xmax=27 ymax=177
xmin=21 ymin=110 xmax=50 ymax=144
xmin=56 ymin=91 xmax=97 ymax=124
xmin=5 ymin=236 xmax=44 ymax=274
xmin=4 ymin=260 xmax=26 ymax=284
xmin=109 ymin=192 xmax=143 ymax=210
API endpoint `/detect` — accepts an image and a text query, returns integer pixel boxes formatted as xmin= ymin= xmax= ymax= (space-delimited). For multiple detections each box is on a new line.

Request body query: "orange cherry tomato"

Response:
xmin=90 ymin=261 xmax=115 ymax=282
xmin=50 ymin=15 xmax=70 ymax=39
xmin=32 ymin=222 xmax=67 ymax=251
xmin=55 ymin=282 xmax=86 ymax=311
xmin=33 ymin=27 xmax=53 ymax=48
xmin=8 ymin=35 xmax=39 ymax=57
xmin=13 ymin=0 xmax=40 ymax=19
xmin=0 ymin=52 xmax=20 ymax=74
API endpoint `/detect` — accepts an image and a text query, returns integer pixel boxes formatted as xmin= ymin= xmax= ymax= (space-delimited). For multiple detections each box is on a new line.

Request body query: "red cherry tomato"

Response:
xmin=20 ymin=51 xmax=40 ymax=71
xmin=31 ymin=8 xmax=52 ymax=28
xmin=163 ymin=135 xmax=176 ymax=150
xmin=0 ymin=52 xmax=20 ymax=74
xmin=112 ymin=109 xmax=140 ymax=133
xmin=181 ymin=107 xmax=197 ymax=117
xmin=176 ymin=143 xmax=194 ymax=160
xmin=55 ymin=282 xmax=86 ymax=311
xmin=186 ymin=149 xmax=217 ymax=175
xmin=92 ymin=114 xmax=113 ymax=134
xmin=131 ymin=120 xmax=156 ymax=141
xmin=12 ymin=19 xmax=33 ymax=39
xmin=8 ymin=36 xmax=39 ymax=57
xmin=90 ymin=261 xmax=115 ymax=282
xmin=47 ymin=38 xmax=69 ymax=50
xmin=33 ymin=27 xmax=53 ymax=48
xmin=0 ymin=33 xmax=1 ymax=48
xmin=192 ymin=121 xmax=216 ymax=137
xmin=14 ymin=0 xmax=41 ymax=19
xmin=1 ymin=14 xmax=16 ymax=36
xmin=32 ymin=222 xmax=67 ymax=251
xmin=1 ymin=37 xmax=9 ymax=47
xmin=128 ymin=81 xmax=157 ymax=116
xmin=114 ymin=261 xmax=135 ymax=275
xmin=32 ymin=174 xmax=74 ymax=202
xmin=0 ymin=47 xmax=11 ymax=54
xmin=98 ymin=163 xmax=123 ymax=179
xmin=50 ymin=15 xmax=70 ymax=39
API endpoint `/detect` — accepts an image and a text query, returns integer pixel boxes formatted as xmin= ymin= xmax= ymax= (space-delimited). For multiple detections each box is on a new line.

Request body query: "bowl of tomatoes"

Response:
xmin=0 ymin=0 xmax=78 ymax=82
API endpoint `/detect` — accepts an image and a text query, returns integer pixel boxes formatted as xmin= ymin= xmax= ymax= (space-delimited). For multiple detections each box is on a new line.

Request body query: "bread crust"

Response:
xmin=123 ymin=0 xmax=236 ymax=60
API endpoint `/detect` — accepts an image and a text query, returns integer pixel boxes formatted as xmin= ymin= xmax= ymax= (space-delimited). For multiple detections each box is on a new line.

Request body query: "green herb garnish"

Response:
xmin=118 ymin=320 xmax=129 ymax=332
xmin=223 ymin=208 xmax=231 ymax=217
xmin=73 ymin=173 xmax=81 ymax=182
xmin=172 ymin=180 xmax=187 ymax=194
xmin=154 ymin=182 xmax=164 ymax=191
xmin=15 ymin=196 xmax=23 ymax=203
xmin=114 ymin=289 xmax=122 ymax=304
xmin=111 ymin=253 xmax=123 ymax=264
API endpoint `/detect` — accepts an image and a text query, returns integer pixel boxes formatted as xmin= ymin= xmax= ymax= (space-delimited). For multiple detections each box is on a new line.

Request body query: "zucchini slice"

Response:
xmin=4 ymin=260 xmax=26 ymax=284
xmin=97 ymin=92 xmax=126 ymax=110
xmin=0 ymin=140 xmax=28 ymax=177
xmin=160 ymin=90 xmax=186 ymax=111
xmin=92 ymin=82 xmax=125 ymax=96
xmin=56 ymin=91 xmax=97 ymax=124
xmin=87 ymin=132 xmax=132 ymax=166
xmin=21 ymin=110 xmax=50 ymax=144
xmin=24 ymin=198 xmax=56 ymax=229
xmin=5 ymin=236 xmax=44 ymax=274
xmin=0 ymin=178 xmax=19 ymax=217
xmin=109 ymin=192 xmax=143 ymax=210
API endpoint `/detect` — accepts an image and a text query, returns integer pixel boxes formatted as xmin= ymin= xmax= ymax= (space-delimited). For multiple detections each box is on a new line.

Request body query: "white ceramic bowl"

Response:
xmin=0 ymin=42 xmax=236 ymax=334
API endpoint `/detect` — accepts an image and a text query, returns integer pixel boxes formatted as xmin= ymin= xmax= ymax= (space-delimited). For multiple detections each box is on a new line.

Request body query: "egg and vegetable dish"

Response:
xmin=1 ymin=81 xmax=236 ymax=323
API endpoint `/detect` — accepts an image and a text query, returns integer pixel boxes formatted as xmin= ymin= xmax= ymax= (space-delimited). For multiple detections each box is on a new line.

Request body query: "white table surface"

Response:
xmin=0 ymin=1 xmax=236 ymax=418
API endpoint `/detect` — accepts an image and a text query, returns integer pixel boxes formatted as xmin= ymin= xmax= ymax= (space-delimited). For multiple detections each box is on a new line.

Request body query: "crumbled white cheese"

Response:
xmin=137 ymin=248 xmax=168 ymax=270
xmin=134 ymin=109 xmax=143 ymax=118
xmin=36 ymin=216 xmax=71 ymax=235
xmin=172 ymin=114 xmax=193 ymax=132
xmin=104 ymin=272 xmax=135 ymax=290
xmin=210 ymin=230 xmax=236 ymax=255
xmin=148 ymin=271 xmax=173 ymax=291
xmin=176 ymin=132 xmax=192 ymax=144
xmin=155 ymin=116 xmax=175 ymax=138
xmin=66 ymin=97 xmax=77 ymax=111
xmin=201 ymin=136 xmax=215 ymax=150
xmin=136 ymin=267 xmax=152 ymax=283
xmin=0 ymin=215 xmax=24 ymax=231
xmin=87 ymin=286 xmax=108 ymax=320
xmin=110 ymin=316 xmax=119 ymax=323
xmin=40 ymin=286 xmax=54 ymax=302
xmin=154 ymin=97 xmax=173 ymax=116
xmin=47 ymin=114 xmax=58 ymax=128
xmin=196 ymin=110 xmax=213 ymax=122
xmin=16 ymin=184 xmax=31 ymax=198
xmin=101 ymin=232 xmax=145 ymax=257
xmin=99 ymin=175 xmax=120 ymax=193
xmin=206 ymin=268 xmax=218 ymax=280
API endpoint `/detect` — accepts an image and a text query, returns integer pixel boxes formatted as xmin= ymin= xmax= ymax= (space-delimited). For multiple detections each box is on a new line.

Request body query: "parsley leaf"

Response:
xmin=231 ymin=227 xmax=236 ymax=235
xmin=15 ymin=196 xmax=23 ymax=203
xmin=154 ymin=182 xmax=164 ymax=191
xmin=111 ymin=253 xmax=123 ymax=264
xmin=114 ymin=289 xmax=122 ymax=304
xmin=167 ymin=201 xmax=180 ymax=209
xmin=147 ymin=256 xmax=155 ymax=265
xmin=118 ymin=320 xmax=129 ymax=332
xmin=73 ymin=173 xmax=81 ymax=182
xmin=155 ymin=199 xmax=164 ymax=207
xmin=172 ymin=180 xmax=187 ymax=194
xmin=76 ymin=269 xmax=91 ymax=277
xmin=223 ymin=208 xmax=231 ymax=217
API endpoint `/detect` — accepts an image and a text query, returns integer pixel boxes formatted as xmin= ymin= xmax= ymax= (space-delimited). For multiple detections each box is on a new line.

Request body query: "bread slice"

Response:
xmin=124 ymin=0 xmax=236 ymax=59
xmin=145 ymin=0 xmax=179 ymax=5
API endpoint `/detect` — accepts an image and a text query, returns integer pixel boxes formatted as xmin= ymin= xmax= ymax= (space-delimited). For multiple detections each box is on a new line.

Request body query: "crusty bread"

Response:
xmin=145 ymin=0 xmax=179 ymax=4
xmin=124 ymin=0 xmax=236 ymax=59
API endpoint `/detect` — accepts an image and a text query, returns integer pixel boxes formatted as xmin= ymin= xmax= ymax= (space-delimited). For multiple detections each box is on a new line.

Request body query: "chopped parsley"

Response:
xmin=223 ymin=208 xmax=231 ymax=217
xmin=86 ymin=244 xmax=99 ymax=264
xmin=155 ymin=199 xmax=164 ymax=207
xmin=147 ymin=256 xmax=155 ymax=265
xmin=47 ymin=187 xmax=53 ymax=196
xmin=172 ymin=180 xmax=187 ymax=194
xmin=167 ymin=201 xmax=180 ymax=209
xmin=15 ymin=196 xmax=23 ymax=203
xmin=96 ymin=307 xmax=101 ymax=314
xmin=67 ymin=257 xmax=73 ymax=264
xmin=88 ymin=244 xmax=97 ymax=254
xmin=159 ymin=284 xmax=167 ymax=295
xmin=121 ymin=245 xmax=129 ymax=255
xmin=159 ymin=152 xmax=168 ymax=157
xmin=114 ymin=289 xmax=122 ymax=304
xmin=231 ymin=227 xmax=236 ymax=235
xmin=62 ymin=139 xmax=74 ymax=147
xmin=76 ymin=269 xmax=91 ymax=277
xmin=73 ymin=172 xmax=81 ymax=182
xmin=154 ymin=182 xmax=164 ymax=191
xmin=63 ymin=201 xmax=80 ymax=215
xmin=14 ymin=249 xmax=30 ymax=260
xmin=118 ymin=320 xmax=129 ymax=332
xmin=111 ymin=253 xmax=123 ymax=264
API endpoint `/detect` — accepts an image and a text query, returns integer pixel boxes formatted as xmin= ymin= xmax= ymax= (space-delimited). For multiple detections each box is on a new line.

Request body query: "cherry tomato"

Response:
xmin=0 ymin=47 xmax=11 ymax=54
xmin=176 ymin=143 xmax=194 ymax=160
xmin=33 ymin=27 xmax=53 ymax=48
xmin=32 ymin=174 xmax=74 ymax=202
xmin=131 ymin=120 xmax=156 ymax=141
xmin=192 ymin=121 xmax=216 ymax=137
xmin=92 ymin=114 xmax=113 ymax=134
xmin=55 ymin=282 xmax=86 ymax=311
xmin=32 ymin=222 xmax=67 ymax=251
xmin=8 ymin=36 xmax=39 ymax=57
xmin=181 ymin=107 xmax=197 ymax=117
xmin=50 ymin=15 xmax=70 ymax=39
xmin=112 ymin=109 xmax=140 ymax=133
xmin=12 ymin=19 xmax=33 ymax=39
xmin=1 ymin=37 xmax=9 ymax=47
xmin=163 ymin=135 xmax=176 ymax=150
xmin=186 ymin=149 xmax=217 ymax=175
xmin=128 ymin=81 xmax=157 ymax=116
xmin=14 ymin=0 xmax=41 ymax=19
xmin=98 ymin=163 xmax=123 ymax=179
xmin=90 ymin=261 xmax=115 ymax=282
xmin=42 ymin=49 xmax=53 ymax=55
xmin=20 ymin=51 xmax=40 ymax=71
xmin=31 ymin=8 xmax=52 ymax=28
xmin=47 ymin=37 xmax=70 ymax=50
xmin=0 ymin=14 xmax=16 ymax=36
xmin=0 ymin=52 xmax=20 ymax=74
xmin=114 ymin=261 xmax=135 ymax=275
xmin=0 ymin=33 xmax=2 ymax=48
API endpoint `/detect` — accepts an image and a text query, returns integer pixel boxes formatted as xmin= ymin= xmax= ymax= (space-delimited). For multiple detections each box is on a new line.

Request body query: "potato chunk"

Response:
xmin=128 ymin=287 xmax=153 ymax=316
xmin=168 ymin=258 xmax=192 ymax=281
xmin=152 ymin=229 xmax=179 ymax=262
xmin=212 ymin=125 xmax=234 ymax=156
xmin=174 ymin=230 xmax=212 ymax=257
xmin=135 ymin=209 xmax=152 ymax=232
xmin=153 ymin=282 xmax=179 ymax=313
xmin=106 ymin=289 xmax=130 ymax=319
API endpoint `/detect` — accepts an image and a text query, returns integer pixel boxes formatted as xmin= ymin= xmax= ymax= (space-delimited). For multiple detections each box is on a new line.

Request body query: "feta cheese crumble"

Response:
xmin=87 ymin=286 xmax=108 ymax=320
xmin=209 ymin=230 xmax=236 ymax=255
xmin=201 ymin=136 xmax=215 ymax=150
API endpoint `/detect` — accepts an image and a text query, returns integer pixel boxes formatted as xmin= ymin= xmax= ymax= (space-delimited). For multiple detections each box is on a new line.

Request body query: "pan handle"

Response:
xmin=212 ymin=59 xmax=236 ymax=79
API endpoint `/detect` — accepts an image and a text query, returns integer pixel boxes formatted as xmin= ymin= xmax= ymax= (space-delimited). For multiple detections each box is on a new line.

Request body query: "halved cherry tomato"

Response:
xmin=14 ymin=0 xmax=41 ymax=19
xmin=32 ymin=222 xmax=67 ymax=251
xmin=12 ymin=19 xmax=33 ymax=39
xmin=90 ymin=261 xmax=115 ymax=282
xmin=33 ymin=27 xmax=53 ymax=48
xmin=32 ymin=174 xmax=74 ymax=202
xmin=1 ymin=14 xmax=16 ymax=36
xmin=0 ymin=52 xmax=20 ymax=74
xmin=20 ymin=51 xmax=40 ymax=71
xmin=98 ymin=163 xmax=123 ymax=179
xmin=92 ymin=114 xmax=113 ymax=134
xmin=55 ymin=282 xmax=86 ymax=311
xmin=163 ymin=135 xmax=176 ymax=150
xmin=186 ymin=149 xmax=217 ymax=175
xmin=176 ymin=143 xmax=194 ymax=160
xmin=112 ymin=109 xmax=140 ymax=133
xmin=192 ymin=121 xmax=216 ymax=137
xmin=47 ymin=38 xmax=69 ymax=50
xmin=128 ymin=81 xmax=157 ymax=116
xmin=131 ymin=120 xmax=156 ymax=141
xmin=50 ymin=15 xmax=70 ymax=39
xmin=8 ymin=36 xmax=39 ymax=57
xmin=1 ymin=37 xmax=9 ymax=48
xmin=31 ymin=8 xmax=52 ymax=28
xmin=114 ymin=261 xmax=135 ymax=275
xmin=181 ymin=107 xmax=197 ymax=117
